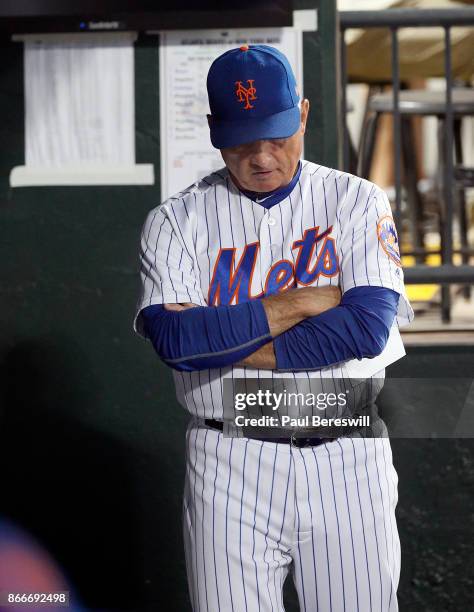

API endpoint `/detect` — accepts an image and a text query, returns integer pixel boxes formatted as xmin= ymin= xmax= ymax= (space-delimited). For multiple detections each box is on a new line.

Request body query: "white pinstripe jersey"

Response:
xmin=134 ymin=160 xmax=414 ymax=419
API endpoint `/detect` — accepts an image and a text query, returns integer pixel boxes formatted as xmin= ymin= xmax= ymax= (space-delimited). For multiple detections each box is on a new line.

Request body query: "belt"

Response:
xmin=204 ymin=419 xmax=336 ymax=448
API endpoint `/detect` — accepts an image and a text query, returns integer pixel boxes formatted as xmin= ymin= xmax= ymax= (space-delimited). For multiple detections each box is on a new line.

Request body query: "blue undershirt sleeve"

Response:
xmin=140 ymin=300 xmax=271 ymax=372
xmin=273 ymin=286 xmax=400 ymax=371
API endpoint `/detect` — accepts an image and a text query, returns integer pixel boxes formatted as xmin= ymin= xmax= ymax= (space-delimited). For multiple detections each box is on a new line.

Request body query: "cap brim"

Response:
xmin=210 ymin=105 xmax=301 ymax=149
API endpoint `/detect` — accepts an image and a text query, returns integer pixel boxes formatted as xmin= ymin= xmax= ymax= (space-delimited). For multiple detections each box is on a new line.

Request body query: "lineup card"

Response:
xmin=159 ymin=28 xmax=303 ymax=200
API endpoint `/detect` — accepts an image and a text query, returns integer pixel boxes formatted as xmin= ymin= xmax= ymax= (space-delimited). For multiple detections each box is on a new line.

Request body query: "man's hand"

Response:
xmin=164 ymin=302 xmax=199 ymax=312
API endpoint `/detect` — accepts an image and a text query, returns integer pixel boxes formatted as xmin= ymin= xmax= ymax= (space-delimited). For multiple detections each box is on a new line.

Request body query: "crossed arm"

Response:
xmin=162 ymin=286 xmax=340 ymax=370
xmin=140 ymin=285 xmax=399 ymax=372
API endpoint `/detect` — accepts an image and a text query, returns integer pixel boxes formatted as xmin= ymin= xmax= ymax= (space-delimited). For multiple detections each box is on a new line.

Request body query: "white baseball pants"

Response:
xmin=183 ymin=421 xmax=400 ymax=612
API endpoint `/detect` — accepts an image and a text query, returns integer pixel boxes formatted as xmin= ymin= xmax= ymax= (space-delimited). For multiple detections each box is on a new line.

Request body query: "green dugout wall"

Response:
xmin=0 ymin=1 xmax=473 ymax=609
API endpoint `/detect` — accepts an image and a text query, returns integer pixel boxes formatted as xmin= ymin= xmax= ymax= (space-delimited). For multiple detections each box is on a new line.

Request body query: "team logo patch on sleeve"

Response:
xmin=377 ymin=215 xmax=402 ymax=266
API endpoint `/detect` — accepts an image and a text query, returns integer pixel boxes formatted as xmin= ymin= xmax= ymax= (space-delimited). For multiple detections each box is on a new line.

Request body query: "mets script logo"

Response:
xmin=235 ymin=80 xmax=257 ymax=110
xmin=208 ymin=226 xmax=338 ymax=306
xmin=377 ymin=215 xmax=401 ymax=266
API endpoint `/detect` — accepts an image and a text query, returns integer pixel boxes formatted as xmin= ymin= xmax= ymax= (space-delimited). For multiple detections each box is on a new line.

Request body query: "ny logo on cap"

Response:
xmin=235 ymin=80 xmax=257 ymax=110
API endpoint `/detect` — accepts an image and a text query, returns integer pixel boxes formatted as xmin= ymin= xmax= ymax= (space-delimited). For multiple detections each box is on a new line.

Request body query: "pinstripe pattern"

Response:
xmin=134 ymin=161 xmax=413 ymax=419
xmin=135 ymin=161 xmax=411 ymax=611
xmin=184 ymin=420 xmax=400 ymax=611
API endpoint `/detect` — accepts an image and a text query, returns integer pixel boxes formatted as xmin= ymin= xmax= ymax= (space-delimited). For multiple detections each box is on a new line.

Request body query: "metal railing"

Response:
xmin=339 ymin=8 xmax=474 ymax=321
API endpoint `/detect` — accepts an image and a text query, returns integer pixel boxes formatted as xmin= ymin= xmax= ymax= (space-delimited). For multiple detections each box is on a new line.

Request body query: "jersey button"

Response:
xmin=268 ymin=217 xmax=276 ymax=227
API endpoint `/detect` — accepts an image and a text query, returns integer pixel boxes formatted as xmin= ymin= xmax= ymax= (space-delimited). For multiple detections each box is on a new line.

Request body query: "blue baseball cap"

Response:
xmin=207 ymin=45 xmax=301 ymax=149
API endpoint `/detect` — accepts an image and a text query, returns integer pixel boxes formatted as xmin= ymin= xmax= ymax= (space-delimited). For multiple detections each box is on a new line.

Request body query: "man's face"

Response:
xmin=219 ymin=99 xmax=310 ymax=193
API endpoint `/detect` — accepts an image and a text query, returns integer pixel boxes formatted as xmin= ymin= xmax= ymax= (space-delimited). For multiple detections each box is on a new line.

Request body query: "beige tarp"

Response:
xmin=343 ymin=0 xmax=474 ymax=82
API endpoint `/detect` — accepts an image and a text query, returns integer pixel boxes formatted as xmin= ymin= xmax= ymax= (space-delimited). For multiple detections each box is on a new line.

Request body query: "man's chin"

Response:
xmin=248 ymin=173 xmax=282 ymax=192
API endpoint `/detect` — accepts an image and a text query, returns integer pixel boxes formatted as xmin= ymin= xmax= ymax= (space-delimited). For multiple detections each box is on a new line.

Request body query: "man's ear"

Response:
xmin=300 ymin=99 xmax=310 ymax=134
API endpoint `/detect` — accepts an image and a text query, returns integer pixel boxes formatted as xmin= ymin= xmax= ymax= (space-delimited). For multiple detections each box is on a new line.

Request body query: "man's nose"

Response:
xmin=248 ymin=140 xmax=273 ymax=167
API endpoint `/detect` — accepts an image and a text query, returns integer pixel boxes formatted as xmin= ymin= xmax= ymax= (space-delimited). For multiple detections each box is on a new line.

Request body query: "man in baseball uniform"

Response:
xmin=134 ymin=45 xmax=414 ymax=611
